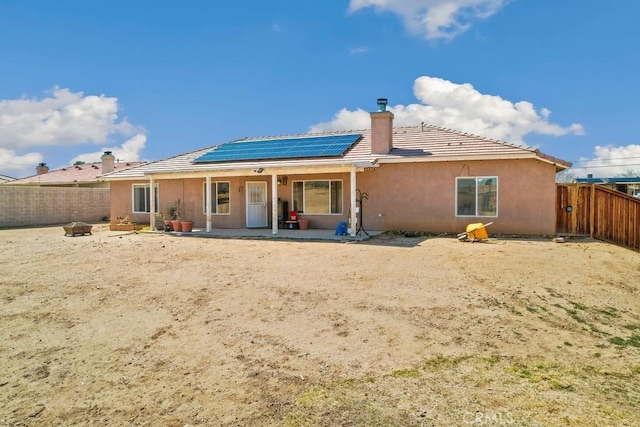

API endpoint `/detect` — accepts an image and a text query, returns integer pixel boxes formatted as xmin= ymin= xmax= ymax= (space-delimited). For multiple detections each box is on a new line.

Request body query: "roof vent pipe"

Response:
xmin=377 ymin=98 xmax=388 ymax=112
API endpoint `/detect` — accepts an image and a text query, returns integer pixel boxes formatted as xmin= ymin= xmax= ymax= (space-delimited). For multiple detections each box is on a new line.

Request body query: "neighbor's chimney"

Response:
xmin=36 ymin=162 xmax=49 ymax=175
xmin=101 ymin=151 xmax=115 ymax=174
xmin=370 ymin=98 xmax=394 ymax=154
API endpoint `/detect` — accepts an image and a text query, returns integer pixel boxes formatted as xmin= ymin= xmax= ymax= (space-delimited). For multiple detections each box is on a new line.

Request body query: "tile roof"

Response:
xmin=0 ymin=174 xmax=15 ymax=183
xmin=8 ymin=161 xmax=146 ymax=185
xmin=105 ymin=124 xmax=571 ymax=180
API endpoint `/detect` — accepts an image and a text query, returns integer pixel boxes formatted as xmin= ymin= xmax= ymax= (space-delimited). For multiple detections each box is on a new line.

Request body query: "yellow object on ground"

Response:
xmin=466 ymin=222 xmax=491 ymax=240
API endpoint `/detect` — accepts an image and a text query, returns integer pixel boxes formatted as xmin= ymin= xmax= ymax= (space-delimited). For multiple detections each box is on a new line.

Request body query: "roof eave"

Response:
xmin=103 ymin=158 xmax=379 ymax=180
xmin=5 ymin=180 xmax=101 ymax=186
xmin=376 ymin=151 xmax=572 ymax=170
xmin=534 ymin=150 xmax=572 ymax=171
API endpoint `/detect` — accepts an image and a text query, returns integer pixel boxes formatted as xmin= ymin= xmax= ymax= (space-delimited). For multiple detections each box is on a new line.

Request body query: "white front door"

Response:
xmin=246 ymin=181 xmax=268 ymax=227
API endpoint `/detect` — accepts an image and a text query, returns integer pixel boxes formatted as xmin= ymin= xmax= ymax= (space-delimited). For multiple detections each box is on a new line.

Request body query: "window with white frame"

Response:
xmin=456 ymin=177 xmax=498 ymax=217
xmin=132 ymin=183 xmax=159 ymax=213
xmin=292 ymin=180 xmax=342 ymax=214
xmin=202 ymin=181 xmax=230 ymax=214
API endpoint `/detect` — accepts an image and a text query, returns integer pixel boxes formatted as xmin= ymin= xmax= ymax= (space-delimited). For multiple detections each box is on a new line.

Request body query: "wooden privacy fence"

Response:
xmin=556 ymin=184 xmax=640 ymax=251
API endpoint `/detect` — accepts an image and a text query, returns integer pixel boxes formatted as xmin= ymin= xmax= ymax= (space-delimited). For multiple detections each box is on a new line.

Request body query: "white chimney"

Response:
xmin=101 ymin=151 xmax=115 ymax=174
xmin=370 ymin=98 xmax=394 ymax=154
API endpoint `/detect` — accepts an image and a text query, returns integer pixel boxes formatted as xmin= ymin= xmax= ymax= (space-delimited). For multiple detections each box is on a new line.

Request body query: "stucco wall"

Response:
xmin=0 ymin=186 xmax=110 ymax=228
xmin=110 ymin=175 xmax=353 ymax=230
xmin=356 ymin=158 xmax=557 ymax=235
xmin=109 ymin=158 xmax=557 ymax=235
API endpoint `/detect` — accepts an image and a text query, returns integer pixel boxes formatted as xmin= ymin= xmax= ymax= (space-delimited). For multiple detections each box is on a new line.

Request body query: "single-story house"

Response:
xmin=0 ymin=152 xmax=146 ymax=227
xmin=104 ymin=99 xmax=571 ymax=236
xmin=6 ymin=152 xmax=145 ymax=188
xmin=575 ymin=176 xmax=640 ymax=198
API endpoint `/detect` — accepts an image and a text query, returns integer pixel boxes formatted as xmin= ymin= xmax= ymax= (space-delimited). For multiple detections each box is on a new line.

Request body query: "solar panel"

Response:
xmin=193 ymin=134 xmax=362 ymax=163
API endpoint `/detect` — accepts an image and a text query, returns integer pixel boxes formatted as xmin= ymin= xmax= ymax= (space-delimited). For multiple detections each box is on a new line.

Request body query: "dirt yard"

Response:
xmin=1 ymin=225 xmax=639 ymax=426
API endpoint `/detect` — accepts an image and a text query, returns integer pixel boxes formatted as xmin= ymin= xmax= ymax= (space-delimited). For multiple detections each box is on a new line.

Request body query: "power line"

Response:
xmin=569 ymin=163 xmax=640 ymax=170
xmin=570 ymin=155 xmax=640 ymax=164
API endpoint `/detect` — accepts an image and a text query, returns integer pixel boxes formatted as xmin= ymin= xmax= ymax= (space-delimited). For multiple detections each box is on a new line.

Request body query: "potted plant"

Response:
xmin=170 ymin=200 xmax=182 ymax=232
xmin=159 ymin=206 xmax=176 ymax=231
xmin=298 ymin=217 xmax=310 ymax=230
xmin=179 ymin=200 xmax=194 ymax=232
xmin=181 ymin=218 xmax=194 ymax=232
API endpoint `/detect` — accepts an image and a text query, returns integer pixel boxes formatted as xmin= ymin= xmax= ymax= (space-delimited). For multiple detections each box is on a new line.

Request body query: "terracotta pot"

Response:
xmin=164 ymin=220 xmax=173 ymax=232
xmin=181 ymin=221 xmax=193 ymax=232
xmin=298 ymin=219 xmax=310 ymax=230
xmin=171 ymin=220 xmax=182 ymax=232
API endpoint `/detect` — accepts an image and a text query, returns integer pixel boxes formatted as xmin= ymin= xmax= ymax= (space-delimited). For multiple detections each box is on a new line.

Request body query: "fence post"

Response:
xmin=570 ymin=183 xmax=579 ymax=234
xmin=590 ymin=184 xmax=596 ymax=238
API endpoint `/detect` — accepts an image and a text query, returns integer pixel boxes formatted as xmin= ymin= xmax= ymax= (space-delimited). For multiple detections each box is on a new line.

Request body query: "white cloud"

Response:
xmin=0 ymin=87 xmax=137 ymax=149
xmin=71 ymin=134 xmax=148 ymax=165
xmin=0 ymin=87 xmax=145 ymax=174
xmin=309 ymin=75 xmax=584 ymax=146
xmin=0 ymin=148 xmax=44 ymax=174
xmin=569 ymin=145 xmax=640 ymax=178
xmin=348 ymin=0 xmax=509 ymax=40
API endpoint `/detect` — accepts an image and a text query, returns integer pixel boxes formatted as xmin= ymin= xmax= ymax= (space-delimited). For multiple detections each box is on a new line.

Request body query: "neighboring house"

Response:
xmin=7 ymin=152 xmax=145 ymax=187
xmin=0 ymin=152 xmax=146 ymax=228
xmin=575 ymin=176 xmax=640 ymax=198
xmin=0 ymin=174 xmax=15 ymax=184
xmin=104 ymin=99 xmax=571 ymax=236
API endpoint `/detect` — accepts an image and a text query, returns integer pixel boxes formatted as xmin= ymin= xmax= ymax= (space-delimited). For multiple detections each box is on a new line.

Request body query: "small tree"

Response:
xmin=556 ymin=169 xmax=576 ymax=183
xmin=616 ymin=168 xmax=640 ymax=178
xmin=173 ymin=199 xmax=183 ymax=221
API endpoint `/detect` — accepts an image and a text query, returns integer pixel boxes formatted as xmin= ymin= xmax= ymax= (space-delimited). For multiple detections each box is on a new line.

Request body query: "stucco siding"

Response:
xmin=109 ymin=159 xmax=557 ymax=235
xmin=357 ymin=159 xmax=556 ymax=235
xmin=111 ymin=175 xmax=354 ymax=229
xmin=279 ymin=173 xmax=352 ymax=230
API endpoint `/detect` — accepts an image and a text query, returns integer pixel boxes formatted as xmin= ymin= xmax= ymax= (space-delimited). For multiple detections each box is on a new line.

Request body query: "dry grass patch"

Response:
xmin=279 ymin=355 xmax=640 ymax=426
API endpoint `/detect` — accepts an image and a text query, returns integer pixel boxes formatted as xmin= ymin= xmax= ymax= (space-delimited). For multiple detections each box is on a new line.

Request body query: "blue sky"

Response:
xmin=1 ymin=0 xmax=639 ymax=179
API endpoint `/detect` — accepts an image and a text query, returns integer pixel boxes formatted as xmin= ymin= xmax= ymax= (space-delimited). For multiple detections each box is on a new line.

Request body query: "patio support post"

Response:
xmin=205 ymin=176 xmax=212 ymax=232
xmin=350 ymin=167 xmax=357 ymax=237
xmin=149 ymin=176 xmax=156 ymax=231
xmin=271 ymin=173 xmax=278 ymax=235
